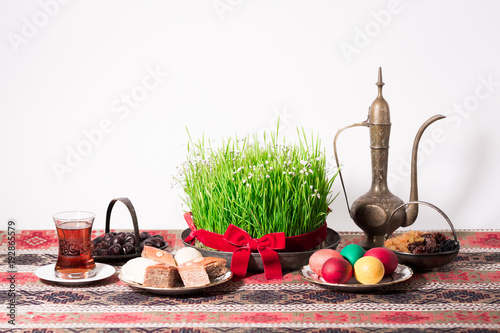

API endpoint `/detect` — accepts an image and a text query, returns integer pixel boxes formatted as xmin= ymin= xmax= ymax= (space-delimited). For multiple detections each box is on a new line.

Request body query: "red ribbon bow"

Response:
xmin=223 ymin=224 xmax=286 ymax=280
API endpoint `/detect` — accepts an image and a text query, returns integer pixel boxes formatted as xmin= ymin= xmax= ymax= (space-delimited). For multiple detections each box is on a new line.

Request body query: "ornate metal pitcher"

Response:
xmin=334 ymin=68 xmax=445 ymax=249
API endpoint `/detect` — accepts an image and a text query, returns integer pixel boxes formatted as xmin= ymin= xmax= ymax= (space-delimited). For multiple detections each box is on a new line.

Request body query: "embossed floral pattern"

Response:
xmin=58 ymin=239 xmax=92 ymax=256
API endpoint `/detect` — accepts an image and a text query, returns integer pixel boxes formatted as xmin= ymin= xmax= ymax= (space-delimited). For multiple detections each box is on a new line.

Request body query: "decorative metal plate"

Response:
xmin=119 ymin=270 xmax=233 ymax=295
xmin=300 ymin=264 xmax=413 ymax=292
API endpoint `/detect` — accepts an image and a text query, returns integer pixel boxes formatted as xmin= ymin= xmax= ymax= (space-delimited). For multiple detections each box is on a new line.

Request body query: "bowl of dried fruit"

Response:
xmin=92 ymin=198 xmax=168 ymax=262
xmin=384 ymin=201 xmax=460 ymax=271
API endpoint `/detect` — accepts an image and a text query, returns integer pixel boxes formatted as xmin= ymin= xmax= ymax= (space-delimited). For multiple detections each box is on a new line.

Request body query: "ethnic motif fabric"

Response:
xmin=1 ymin=229 xmax=499 ymax=332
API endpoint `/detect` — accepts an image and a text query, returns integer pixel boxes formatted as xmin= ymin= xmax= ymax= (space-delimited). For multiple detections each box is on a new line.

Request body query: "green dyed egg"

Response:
xmin=341 ymin=243 xmax=366 ymax=266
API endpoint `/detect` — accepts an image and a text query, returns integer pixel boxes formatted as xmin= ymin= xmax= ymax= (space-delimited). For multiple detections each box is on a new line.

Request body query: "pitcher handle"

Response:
xmin=333 ymin=118 xmax=368 ymax=215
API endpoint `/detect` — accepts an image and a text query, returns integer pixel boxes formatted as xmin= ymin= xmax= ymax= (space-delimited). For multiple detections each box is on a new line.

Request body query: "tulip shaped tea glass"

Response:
xmin=53 ymin=211 xmax=96 ymax=279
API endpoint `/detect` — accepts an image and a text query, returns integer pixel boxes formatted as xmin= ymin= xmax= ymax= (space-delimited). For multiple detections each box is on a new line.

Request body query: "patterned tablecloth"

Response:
xmin=1 ymin=229 xmax=500 ymax=332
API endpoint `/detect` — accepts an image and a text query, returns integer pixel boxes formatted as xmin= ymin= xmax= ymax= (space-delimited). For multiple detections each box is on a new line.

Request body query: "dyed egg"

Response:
xmin=354 ymin=256 xmax=385 ymax=284
xmin=321 ymin=257 xmax=353 ymax=284
xmin=364 ymin=247 xmax=398 ymax=276
xmin=340 ymin=244 xmax=366 ymax=266
xmin=309 ymin=249 xmax=343 ymax=277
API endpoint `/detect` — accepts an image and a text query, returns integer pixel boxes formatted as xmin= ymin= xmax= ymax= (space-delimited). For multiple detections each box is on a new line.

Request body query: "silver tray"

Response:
xmin=119 ymin=270 xmax=233 ymax=295
xmin=300 ymin=264 xmax=413 ymax=292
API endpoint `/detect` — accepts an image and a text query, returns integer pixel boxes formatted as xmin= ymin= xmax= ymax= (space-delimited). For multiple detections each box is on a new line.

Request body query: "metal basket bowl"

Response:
xmin=391 ymin=248 xmax=459 ymax=271
xmin=93 ymin=197 xmax=168 ymax=263
xmin=385 ymin=201 xmax=460 ymax=271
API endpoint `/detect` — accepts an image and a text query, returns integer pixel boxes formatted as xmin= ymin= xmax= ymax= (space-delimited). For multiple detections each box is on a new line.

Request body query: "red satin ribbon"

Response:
xmin=224 ymin=224 xmax=285 ymax=279
xmin=183 ymin=212 xmax=327 ymax=280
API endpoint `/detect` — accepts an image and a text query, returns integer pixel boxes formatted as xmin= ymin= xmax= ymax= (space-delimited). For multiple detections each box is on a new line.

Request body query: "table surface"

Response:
xmin=1 ymin=229 xmax=500 ymax=332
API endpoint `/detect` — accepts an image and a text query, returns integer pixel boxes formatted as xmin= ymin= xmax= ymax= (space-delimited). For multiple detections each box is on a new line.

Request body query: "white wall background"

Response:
xmin=1 ymin=0 xmax=499 ymax=232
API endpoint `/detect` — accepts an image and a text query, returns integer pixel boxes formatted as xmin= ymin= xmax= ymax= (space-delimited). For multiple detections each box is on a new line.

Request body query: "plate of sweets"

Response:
xmin=300 ymin=245 xmax=413 ymax=292
xmin=119 ymin=245 xmax=232 ymax=295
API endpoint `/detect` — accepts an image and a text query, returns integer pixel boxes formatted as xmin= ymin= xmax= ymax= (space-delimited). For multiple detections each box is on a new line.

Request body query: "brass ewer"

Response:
xmin=334 ymin=68 xmax=445 ymax=249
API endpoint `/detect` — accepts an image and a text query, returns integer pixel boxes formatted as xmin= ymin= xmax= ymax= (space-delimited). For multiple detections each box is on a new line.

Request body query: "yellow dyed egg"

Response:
xmin=353 ymin=256 xmax=385 ymax=285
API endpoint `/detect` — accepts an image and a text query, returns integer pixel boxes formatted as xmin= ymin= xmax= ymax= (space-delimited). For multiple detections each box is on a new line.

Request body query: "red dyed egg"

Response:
xmin=364 ymin=247 xmax=398 ymax=275
xmin=321 ymin=257 xmax=353 ymax=284
xmin=309 ymin=249 xmax=343 ymax=277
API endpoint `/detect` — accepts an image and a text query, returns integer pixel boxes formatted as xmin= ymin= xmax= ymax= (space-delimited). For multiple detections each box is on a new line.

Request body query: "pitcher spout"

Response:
xmin=403 ymin=114 xmax=446 ymax=227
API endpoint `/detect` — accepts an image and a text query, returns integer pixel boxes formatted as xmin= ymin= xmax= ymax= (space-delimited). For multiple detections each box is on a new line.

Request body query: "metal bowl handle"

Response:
xmin=385 ymin=200 xmax=458 ymax=243
xmin=105 ymin=197 xmax=142 ymax=254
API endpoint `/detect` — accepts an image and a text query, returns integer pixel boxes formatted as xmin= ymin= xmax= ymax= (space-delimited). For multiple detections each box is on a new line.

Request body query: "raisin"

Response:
xmin=439 ymin=239 xmax=458 ymax=252
xmin=435 ymin=233 xmax=446 ymax=244
xmin=408 ymin=241 xmax=425 ymax=253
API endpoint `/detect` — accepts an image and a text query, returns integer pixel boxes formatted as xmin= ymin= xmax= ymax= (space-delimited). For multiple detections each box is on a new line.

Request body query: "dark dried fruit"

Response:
xmin=124 ymin=235 xmax=137 ymax=245
xmin=97 ymin=249 xmax=110 ymax=256
xmin=413 ymin=246 xmax=427 ymax=254
xmin=148 ymin=238 xmax=164 ymax=248
xmin=109 ymin=244 xmax=122 ymax=255
xmin=95 ymin=241 xmax=109 ymax=250
xmin=111 ymin=236 xmax=124 ymax=246
xmin=92 ymin=230 xmax=166 ymax=257
xmin=140 ymin=231 xmax=151 ymax=241
xmin=103 ymin=234 xmax=113 ymax=243
xmin=142 ymin=239 xmax=157 ymax=247
xmin=426 ymin=245 xmax=439 ymax=253
xmin=408 ymin=232 xmax=457 ymax=254
xmin=435 ymin=233 xmax=446 ymax=244
xmin=122 ymin=243 xmax=136 ymax=255
xmin=408 ymin=241 xmax=425 ymax=253
xmin=439 ymin=239 xmax=459 ymax=252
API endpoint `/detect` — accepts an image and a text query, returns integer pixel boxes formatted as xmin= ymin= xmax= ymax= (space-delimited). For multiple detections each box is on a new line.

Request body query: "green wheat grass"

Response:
xmin=174 ymin=128 xmax=338 ymax=239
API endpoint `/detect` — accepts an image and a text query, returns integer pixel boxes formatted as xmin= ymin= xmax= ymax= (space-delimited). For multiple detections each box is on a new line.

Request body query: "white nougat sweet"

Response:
xmin=174 ymin=247 xmax=203 ymax=266
xmin=121 ymin=257 xmax=159 ymax=284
